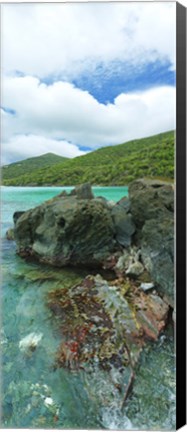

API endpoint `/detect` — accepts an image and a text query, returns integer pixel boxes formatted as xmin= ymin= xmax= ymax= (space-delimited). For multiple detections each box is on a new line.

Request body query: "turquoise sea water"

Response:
xmin=1 ymin=187 xmax=175 ymax=429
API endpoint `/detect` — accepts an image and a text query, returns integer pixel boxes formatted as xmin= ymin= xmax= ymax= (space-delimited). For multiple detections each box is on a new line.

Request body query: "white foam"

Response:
xmin=101 ymin=406 xmax=133 ymax=430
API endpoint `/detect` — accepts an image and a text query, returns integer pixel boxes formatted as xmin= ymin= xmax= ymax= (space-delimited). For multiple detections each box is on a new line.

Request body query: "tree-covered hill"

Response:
xmin=2 ymin=131 xmax=174 ymax=186
xmin=2 ymin=153 xmax=68 ymax=181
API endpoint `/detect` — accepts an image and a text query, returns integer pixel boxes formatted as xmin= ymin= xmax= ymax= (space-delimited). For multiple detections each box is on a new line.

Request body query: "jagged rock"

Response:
xmin=128 ymin=178 xmax=174 ymax=229
xmin=58 ymin=190 xmax=68 ymax=198
xmin=114 ymin=247 xmax=140 ymax=276
xmin=129 ymin=178 xmax=174 ymax=306
xmin=111 ymin=205 xmax=135 ymax=247
xmin=132 ymin=292 xmax=169 ymax=340
xmin=70 ymin=183 xmax=94 ymax=199
xmin=93 ymin=196 xmax=112 ymax=209
xmin=141 ymin=216 xmax=174 ymax=307
xmin=114 ymin=250 xmax=132 ymax=276
xmin=13 ymin=211 xmax=25 ymax=224
xmin=116 ymin=196 xmax=131 ymax=213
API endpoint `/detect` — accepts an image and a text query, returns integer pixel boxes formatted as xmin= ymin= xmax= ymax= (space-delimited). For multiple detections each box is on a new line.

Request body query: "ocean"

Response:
xmin=1 ymin=186 xmax=175 ymax=429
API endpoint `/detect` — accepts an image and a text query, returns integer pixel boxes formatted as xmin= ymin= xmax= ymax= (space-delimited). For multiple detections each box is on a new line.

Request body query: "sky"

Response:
xmin=1 ymin=2 xmax=176 ymax=165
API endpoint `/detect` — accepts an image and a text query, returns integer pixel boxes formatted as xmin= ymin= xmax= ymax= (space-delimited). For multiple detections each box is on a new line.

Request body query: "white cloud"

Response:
xmin=1 ymin=75 xmax=175 ymax=164
xmin=1 ymin=3 xmax=176 ymax=164
xmin=1 ymin=134 xmax=85 ymax=165
xmin=1 ymin=2 xmax=176 ymax=78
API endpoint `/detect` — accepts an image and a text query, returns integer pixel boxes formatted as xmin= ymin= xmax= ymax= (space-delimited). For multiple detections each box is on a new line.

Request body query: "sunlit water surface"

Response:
xmin=1 ymin=187 xmax=175 ymax=429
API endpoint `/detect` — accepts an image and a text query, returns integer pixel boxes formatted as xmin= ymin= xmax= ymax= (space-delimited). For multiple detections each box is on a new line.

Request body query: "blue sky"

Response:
xmin=1 ymin=2 xmax=176 ymax=164
xmin=40 ymin=59 xmax=175 ymax=105
xmin=72 ymin=60 xmax=175 ymax=104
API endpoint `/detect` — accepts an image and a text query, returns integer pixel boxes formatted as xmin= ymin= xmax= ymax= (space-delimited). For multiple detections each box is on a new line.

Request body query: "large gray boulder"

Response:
xmin=128 ymin=178 xmax=174 ymax=229
xmin=14 ymin=194 xmax=116 ymax=267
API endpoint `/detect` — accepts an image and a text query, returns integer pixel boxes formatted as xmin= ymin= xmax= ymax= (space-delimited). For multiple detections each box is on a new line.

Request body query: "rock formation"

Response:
xmin=9 ymin=179 xmax=174 ymax=405
xmin=12 ymin=179 xmax=174 ymax=305
xmin=128 ymin=179 xmax=174 ymax=306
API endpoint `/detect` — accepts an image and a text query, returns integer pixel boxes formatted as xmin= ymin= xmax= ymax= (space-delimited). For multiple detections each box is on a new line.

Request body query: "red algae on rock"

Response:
xmin=47 ymin=274 xmax=169 ymax=374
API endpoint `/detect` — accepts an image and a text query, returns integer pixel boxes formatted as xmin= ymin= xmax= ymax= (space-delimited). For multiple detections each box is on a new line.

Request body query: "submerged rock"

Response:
xmin=19 ymin=332 xmax=43 ymax=353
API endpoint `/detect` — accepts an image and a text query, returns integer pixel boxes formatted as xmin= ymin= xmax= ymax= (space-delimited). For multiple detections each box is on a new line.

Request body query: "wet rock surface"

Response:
xmin=47 ymin=274 xmax=169 ymax=405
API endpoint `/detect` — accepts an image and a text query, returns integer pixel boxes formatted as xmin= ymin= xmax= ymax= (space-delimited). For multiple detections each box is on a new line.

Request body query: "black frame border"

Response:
xmin=176 ymin=2 xmax=186 ymax=430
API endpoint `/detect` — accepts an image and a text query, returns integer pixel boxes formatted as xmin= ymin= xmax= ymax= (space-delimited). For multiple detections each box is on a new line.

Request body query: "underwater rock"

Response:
xmin=19 ymin=332 xmax=43 ymax=353
xmin=0 ymin=329 xmax=8 ymax=345
xmin=44 ymin=397 xmax=54 ymax=407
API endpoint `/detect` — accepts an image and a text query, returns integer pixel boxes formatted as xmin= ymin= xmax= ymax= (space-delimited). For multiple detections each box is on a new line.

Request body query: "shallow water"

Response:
xmin=1 ymin=186 xmax=176 ymax=429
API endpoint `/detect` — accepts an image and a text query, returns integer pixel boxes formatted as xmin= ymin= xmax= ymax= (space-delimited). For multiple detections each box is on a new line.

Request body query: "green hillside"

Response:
xmin=2 ymin=153 xmax=68 ymax=182
xmin=2 ymin=131 xmax=174 ymax=186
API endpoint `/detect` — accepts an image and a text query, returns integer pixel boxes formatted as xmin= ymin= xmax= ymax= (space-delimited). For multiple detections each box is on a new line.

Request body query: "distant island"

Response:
xmin=2 ymin=130 xmax=174 ymax=186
